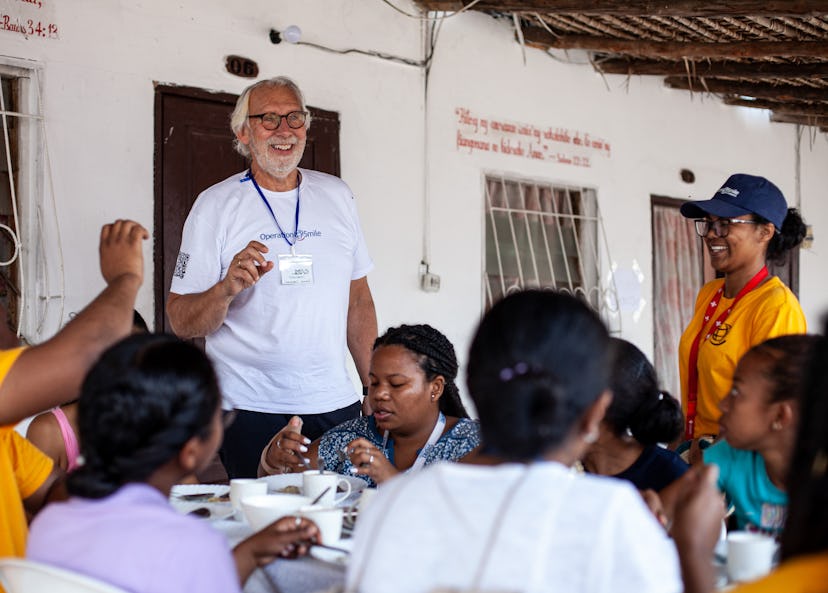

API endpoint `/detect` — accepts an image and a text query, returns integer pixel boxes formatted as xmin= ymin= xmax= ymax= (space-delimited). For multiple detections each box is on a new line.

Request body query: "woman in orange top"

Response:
xmin=677 ymin=174 xmax=806 ymax=463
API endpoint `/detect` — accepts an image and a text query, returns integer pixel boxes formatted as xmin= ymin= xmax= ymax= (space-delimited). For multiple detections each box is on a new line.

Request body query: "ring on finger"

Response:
xmin=276 ymin=438 xmax=282 ymax=449
xmin=368 ymin=454 xmax=374 ymax=465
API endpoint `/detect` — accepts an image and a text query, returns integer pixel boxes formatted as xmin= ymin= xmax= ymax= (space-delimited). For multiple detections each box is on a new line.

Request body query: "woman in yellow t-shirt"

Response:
xmin=677 ymin=174 xmax=807 ymax=463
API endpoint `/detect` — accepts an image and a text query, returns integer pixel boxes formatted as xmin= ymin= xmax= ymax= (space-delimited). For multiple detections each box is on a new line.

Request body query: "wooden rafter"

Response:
xmin=770 ymin=112 xmax=828 ymax=127
xmin=414 ymin=1 xmax=828 ymax=17
xmin=522 ymin=27 xmax=828 ymax=58
xmin=595 ymin=58 xmax=828 ymax=78
xmin=723 ymin=96 xmax=828 ymax=117
xmin=664 ymin=76 xmax=828 ymax=102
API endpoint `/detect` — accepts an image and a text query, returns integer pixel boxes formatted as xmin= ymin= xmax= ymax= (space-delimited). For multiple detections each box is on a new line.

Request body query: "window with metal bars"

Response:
xmin=0 ymin=75 xmax=22 ymax=340
xmin=484 ymin=175 xmax=609 ymax=317
xmin=0 ymin=60 xmax=63 ymax=344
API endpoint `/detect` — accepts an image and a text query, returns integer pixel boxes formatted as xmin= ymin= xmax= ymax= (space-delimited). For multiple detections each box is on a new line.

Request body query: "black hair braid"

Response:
xmin=781 ymin=327 xmax=828 ymax=561
xmin=374 ymin=324 xmax=469 ymax=418
xmin=468 ymin=290 xmax=611 ymax=460
xmin=764 ymin=208 xmax=807 ymax=263
xmin=751 ymin=334 xmax=821 ymax=404
xmin=626 ymin=390 xmax=683 ymax=446
xmin=607 ymin=338 xmax=683 ymax=445
xmin=67 ymin=334 xmax=220 ymax=499
xmin=478 ymin=366 xmax=579 ymax=459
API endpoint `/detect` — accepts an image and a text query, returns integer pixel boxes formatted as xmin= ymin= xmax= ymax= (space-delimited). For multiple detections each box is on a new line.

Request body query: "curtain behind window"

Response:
xmin=653 ymin=203 xmax=702 ymax=398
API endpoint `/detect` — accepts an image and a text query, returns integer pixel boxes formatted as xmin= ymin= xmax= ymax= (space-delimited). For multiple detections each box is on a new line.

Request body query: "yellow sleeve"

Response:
xmin=747 ymin=282 xmax=807 ymax=348
xmin=0 ymin=347 xmax=25 ymax=383
xmin=730 ymin=553 xmax=828 ymax=593
xmin=8 ymin=428 xmax=54 ymax=499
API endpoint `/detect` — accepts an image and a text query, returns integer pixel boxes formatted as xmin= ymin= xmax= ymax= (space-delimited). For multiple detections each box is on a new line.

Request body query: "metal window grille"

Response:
xmin=0 ymin=60 xmax=64 ymax=343
xmin=484 ymin=175 xmax=619 ymax=331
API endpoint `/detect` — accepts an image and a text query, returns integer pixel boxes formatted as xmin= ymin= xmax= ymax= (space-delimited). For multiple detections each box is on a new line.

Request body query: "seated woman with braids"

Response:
xmin=259 ymin=324 xmax=481 ymax=486
xmin=27 ymin=334 xmax=319 ymax=593
xmin=582 ymin=338 xmax=688 ymax=493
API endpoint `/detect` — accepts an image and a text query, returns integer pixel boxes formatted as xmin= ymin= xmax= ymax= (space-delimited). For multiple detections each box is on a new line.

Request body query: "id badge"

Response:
xmin=278 ymin=253 xmax=313 ymax=285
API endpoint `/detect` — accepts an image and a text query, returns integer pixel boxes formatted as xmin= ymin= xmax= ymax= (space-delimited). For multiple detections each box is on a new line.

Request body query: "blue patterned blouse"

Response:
xmin=317 ymin=416 xmax=481 ymax=487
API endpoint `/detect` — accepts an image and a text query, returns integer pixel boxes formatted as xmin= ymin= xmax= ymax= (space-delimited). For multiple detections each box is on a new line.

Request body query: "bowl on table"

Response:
xmin=241 ymin=493 xmax=313 ymax=531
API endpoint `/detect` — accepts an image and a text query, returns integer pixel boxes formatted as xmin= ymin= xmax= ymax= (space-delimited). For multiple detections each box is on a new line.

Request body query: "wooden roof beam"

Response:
xmin=595 ymin=58 xmax=828 ymax=78
xmin=770 ymin=112 xmax=828 ymax=127
xmin=723 ymin=96 xmax=828 ymax=117
xmin=522 ymin=27 xmax=828 ymax=58
xmin=415 ymin=1 xmax=828 ymax=17
xmin=664 ymin=76 xmax=828 ymax=102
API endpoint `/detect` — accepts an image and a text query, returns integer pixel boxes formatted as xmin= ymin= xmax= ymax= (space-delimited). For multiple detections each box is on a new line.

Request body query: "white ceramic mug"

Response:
xmin=726 ymin=531 xmax=777 ymax=583
xmin=230 ymin=478 xmax=268 ymax=512
xmin=299 ymin=505 xmax=344 ymax=544
xmin=302 ymin=470 xmax=352 ymax=506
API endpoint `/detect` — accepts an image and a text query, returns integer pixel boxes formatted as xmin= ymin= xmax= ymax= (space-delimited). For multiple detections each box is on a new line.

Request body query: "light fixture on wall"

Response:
xmin=269 ymin=26 xmax=302 ymax=45
xmin=267 ymin=26 xmax=425 ymax=67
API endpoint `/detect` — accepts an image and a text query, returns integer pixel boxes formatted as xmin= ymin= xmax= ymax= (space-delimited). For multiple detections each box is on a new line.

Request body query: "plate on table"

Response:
xmin=170 ymin=484 xmax=233 ymax=520
xmin=310 ymin=538 xmax=354 ymax=567
xmin=259 ymin=474 xmax=368 ymax=497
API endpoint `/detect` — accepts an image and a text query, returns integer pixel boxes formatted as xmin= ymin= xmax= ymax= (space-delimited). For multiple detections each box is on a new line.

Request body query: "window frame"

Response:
xmin=482 ymin=172 xmax=616 ymax=329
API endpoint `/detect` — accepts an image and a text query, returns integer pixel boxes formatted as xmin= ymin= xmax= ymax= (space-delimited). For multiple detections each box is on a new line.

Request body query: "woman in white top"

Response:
xmin=345 ymin=290 xmax=682 ymax=593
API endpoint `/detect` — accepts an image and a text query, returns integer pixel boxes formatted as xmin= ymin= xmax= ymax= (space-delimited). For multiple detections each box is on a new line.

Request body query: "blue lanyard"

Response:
xmin=243 ymin=169 xmax=300 ymax=251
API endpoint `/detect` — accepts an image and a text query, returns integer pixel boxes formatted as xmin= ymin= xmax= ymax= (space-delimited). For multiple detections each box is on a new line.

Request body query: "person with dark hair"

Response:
xmin=0 ymin=219 xmax=146 ymax=562
xmin=167 ymin=76 xmax=377 ymax=480
xmin=673 ymin=326 xmax=828 ymax=593
xmin=344 ymin=292 xmax=681 ymax=593
xmin=583 ymin=338 xmax=688 ymax=492
xmin=260 ymin=324 xmax=480 ymax=486
xmin=700 ymin=334 xmax=819 ymax=536
xmin=27 ymin=310 xmax=150 ymax=473
xmin=677 ymin=174 xmax=807 ymax=463
xmin=27 ymin=334 xmax=319 ymax=593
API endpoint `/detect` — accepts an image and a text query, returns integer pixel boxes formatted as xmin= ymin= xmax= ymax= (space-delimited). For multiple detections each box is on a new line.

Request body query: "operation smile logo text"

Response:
xmin=259 ymin=229 xmax=322 ymax=242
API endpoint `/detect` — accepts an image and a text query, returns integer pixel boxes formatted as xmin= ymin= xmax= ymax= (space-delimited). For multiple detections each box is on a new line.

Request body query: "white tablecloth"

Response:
xmin=213 ymin=517 xmax=346 ymax=593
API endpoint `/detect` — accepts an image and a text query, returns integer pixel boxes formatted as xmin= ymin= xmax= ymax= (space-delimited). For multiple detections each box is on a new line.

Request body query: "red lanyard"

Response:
xmin=684 ymin=266 xmax=769 ymax=439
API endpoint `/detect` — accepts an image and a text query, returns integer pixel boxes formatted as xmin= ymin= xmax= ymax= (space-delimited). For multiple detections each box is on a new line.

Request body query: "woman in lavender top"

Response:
xmin=28 ymin=334 xmax=319 ymax=593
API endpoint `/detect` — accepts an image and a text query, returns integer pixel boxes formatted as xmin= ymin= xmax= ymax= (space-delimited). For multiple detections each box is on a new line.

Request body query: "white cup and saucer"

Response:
xmin=302 ymin=470 xmax=352 ymax=506
xmin=726 ymin=531 xmax=778 ymax=584
xmin=229 ymin=478 xmax=268 ymax=519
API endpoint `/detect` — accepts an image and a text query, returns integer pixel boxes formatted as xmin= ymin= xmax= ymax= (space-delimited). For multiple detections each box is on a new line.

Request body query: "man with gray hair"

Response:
xmin=167 ymin=77 xmax=377 ymax=478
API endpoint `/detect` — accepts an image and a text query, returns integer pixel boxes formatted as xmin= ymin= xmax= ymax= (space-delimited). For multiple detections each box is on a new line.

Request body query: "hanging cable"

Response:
xmin=512 ymin=12 xmax=527 ymax=66
xmin=35 ymin=67 xmax=65 ymax=337
xmin=379 ymin=0 xmax=484 ymax=20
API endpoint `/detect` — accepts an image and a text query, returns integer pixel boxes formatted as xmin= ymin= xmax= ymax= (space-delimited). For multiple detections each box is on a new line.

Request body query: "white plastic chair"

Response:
xmin=0 ymin=558 xmax=129 ymax=593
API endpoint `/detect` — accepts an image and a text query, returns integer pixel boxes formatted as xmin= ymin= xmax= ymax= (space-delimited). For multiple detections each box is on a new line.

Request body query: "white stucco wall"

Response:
xmin=1 ymin=1 xmax=827 ymax=403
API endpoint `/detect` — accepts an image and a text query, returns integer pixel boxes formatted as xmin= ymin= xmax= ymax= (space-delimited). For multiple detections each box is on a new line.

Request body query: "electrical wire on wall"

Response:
xmin=379 ymin=0 xmax=484 ymax=20
xmin=271 ymin=0 xmax=462 ymax=289
xmin=34 ymin=67 xmax=66 ymax=337
xmin=419 ymin=13 xmax=444 ymax=286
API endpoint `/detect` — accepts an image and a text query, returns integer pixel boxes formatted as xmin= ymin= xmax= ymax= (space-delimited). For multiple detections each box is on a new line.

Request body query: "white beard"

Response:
xmin=249 ymin=135 xmax=306 ymax=180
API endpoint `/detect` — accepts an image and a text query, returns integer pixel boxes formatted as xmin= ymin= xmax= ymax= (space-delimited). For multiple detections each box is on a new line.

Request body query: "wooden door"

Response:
xmin=153 ymin=85 xmax=341 ymax=333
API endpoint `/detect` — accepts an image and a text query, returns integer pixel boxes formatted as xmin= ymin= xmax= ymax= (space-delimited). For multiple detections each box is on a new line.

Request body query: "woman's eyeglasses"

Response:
xmin=694 ymin=218 xmax=759 ymax=238
xmin=248 ymin=111 xmax=308 ymax=130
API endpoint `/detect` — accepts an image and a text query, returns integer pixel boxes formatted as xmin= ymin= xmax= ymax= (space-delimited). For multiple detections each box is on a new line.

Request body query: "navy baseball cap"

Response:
xmin=680 ymin=174 xmax=788 ymax=230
